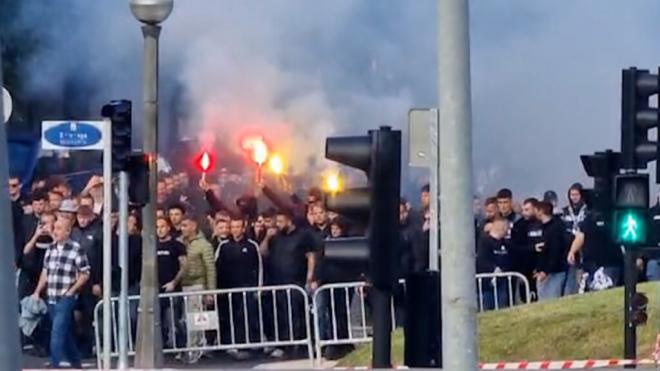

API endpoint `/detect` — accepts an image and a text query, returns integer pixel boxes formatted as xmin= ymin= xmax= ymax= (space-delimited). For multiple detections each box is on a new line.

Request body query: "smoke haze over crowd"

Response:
xmin=10 ymin=0 xmax=660 ymax=200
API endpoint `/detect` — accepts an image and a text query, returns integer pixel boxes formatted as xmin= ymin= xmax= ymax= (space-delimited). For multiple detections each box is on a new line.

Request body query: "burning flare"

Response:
xmin=200 ymin=152 xmax=211 ymax=172
xmin=323 ymin=171 xmax=343 ymax=194
xmin=268 ymin=154 xmax=285 ymax=175
xmin=241 ymin=136 xmax=269 ymax=165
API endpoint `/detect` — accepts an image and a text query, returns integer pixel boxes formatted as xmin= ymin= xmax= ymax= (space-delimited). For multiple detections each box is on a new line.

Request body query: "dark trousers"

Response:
xmin=76 ymin=292 xmax=97 ymax=357
xmin=319 ymin=288 xmax=350 ymax=340
xmin=273 ymin=289 xmax=306 ymax=342
xmin=218 ymin=291 xmax=261 ymax=344
xmin=48 ymin=297 xmax=82 ymax=368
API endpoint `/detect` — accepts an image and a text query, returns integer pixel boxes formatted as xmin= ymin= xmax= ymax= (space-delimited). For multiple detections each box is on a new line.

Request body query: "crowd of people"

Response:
xmin=13 ymin=161 xmax=656 ymax=367
xmin=473 ymin=183 xmax=657 ymax=310
xmin=8 ymin=168 xmax=433 ymax=368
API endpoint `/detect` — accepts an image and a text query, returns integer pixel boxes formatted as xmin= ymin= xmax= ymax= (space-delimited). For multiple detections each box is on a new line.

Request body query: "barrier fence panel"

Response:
xmin=311 ymin=273 xmax=530 ymax=362
xmin=311 ymin=280 xmax=406 ymax=364
xmin=93 ymin=284 xmax=314 ymax=368
xmin=475 ymin=272 xmax=531 ymax=312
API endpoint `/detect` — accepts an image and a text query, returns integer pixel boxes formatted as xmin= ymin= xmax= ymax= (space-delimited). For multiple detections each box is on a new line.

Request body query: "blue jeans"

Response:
xmin=479 ymin=278 xmax=510 ymax=311
xmin=647 ymin=259 xmax=660 ymax=281
xmin=48 ymin=296 xmax=81 ymax=368
xmin=563 ymin=266 xmax=580 ymax=296
xmin=537 ymin=272 xmax=567 ymax=301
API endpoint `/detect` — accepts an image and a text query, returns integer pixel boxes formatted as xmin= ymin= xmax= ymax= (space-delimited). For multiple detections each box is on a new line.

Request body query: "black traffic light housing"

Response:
xmin=631 ymin=292 xmax=649 ymax=326
xmin=325 ymin=126 xmax=401 ymax=290
xmin=101 ymin=100 xmax=132 ymax=172
xmin=580 ymin=150 xmax=621 ymax=216
xmin=620 ymin=67 xmax=660 ymax=178
xmin=127 ymin=153 xmax=150 ymax=206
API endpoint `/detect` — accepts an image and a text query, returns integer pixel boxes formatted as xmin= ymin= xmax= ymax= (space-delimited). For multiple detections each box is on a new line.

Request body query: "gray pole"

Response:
xmin=438 ymin=0 xmax=479 ymax=370
xmin=429 ymin=109 xmax=439 ymax=271
xmin=101 ymin=119 xmax=113 ymax=370
xmin=134 ymin=24 xmax=164 ymax=368
xmin=0 ymin=40 xmax=22 ymax=371
xmin=117 ymin=172 xmax=130 ymax=369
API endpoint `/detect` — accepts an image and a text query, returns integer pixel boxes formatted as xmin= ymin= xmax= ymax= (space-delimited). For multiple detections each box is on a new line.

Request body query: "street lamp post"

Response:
xmin=0 ymin=39 xmax=22 ymax=371
xmin=130 ymin=0 xmax=173 ymax=368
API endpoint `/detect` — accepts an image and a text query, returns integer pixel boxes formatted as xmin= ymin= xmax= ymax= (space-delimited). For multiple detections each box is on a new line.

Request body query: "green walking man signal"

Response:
xmin=614 ymin=174 xmax=649 ymax=246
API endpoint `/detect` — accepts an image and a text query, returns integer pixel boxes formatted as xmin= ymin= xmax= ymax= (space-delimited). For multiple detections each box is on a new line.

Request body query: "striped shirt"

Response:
xmin=43 ymin=240 xmax=90 ymax=304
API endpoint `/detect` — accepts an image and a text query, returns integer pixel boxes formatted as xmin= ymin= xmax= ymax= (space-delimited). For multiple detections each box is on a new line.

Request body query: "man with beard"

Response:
xmin=260 ymin=209 xmax=318 ymax=357
xmin=535 ymin=201 xmax=569 ymax=301
xmin=156 ymin=217 xmax=187 ymax=348
xmin=511 ymin=198 xmax=543 ymax=301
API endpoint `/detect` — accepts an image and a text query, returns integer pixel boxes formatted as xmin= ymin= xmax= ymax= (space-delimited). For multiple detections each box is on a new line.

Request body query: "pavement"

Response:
xmin=22 ymin=352 xmax=338 ymax=370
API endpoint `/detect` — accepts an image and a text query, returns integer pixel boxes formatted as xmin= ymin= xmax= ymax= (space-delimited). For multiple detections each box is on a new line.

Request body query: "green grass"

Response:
xmin=338 ymin=283 xmax=660 ymax=367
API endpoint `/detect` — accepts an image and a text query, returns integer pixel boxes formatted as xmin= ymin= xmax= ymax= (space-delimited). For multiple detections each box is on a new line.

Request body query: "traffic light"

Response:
xmin=620 ymin=67 xmax=660 ymax=175
xmin=631 ymin=292 xmax=649 ymax=326
xmin=614 ymin=174 xmax=649 ymax=245
xmin=127 ymin=153 xmax=150 ymax=206
xmin=101 ymin=100 xmax=132 ymax=172
xmin=580 ymin=150 xmax=621 ymax=216
xmin=325 ymin=126 xmax=401 ymax=290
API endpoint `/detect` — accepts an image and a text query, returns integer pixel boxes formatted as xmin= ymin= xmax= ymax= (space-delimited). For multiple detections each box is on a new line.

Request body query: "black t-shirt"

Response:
xmin=267 ymin=226 xmax=318 ymax=285
xmin=579 ymin=215 xmax=622 ymax=268
xmin=157 ymin=238 xmax=186 ymax=288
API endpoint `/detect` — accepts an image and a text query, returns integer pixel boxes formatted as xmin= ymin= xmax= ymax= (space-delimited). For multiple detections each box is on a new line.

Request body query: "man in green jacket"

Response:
xmin=180 ymin=215 xmax=217 ymax=357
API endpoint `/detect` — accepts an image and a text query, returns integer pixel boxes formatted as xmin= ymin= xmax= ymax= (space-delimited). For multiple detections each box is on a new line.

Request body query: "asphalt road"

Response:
xmin=22 ymin=352 xmax=319 ymax=370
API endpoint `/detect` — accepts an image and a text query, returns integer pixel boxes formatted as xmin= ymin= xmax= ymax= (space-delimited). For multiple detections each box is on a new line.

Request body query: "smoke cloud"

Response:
xmin=11 ymin=0 xmax=660 ymax=202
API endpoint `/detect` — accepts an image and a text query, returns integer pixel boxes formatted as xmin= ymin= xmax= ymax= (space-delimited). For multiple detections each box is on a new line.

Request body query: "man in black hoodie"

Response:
xmin=535 ymin=201 xmax=569 ymax=301
xmin=477 ymin=218 xmax=513 ymax=310
xmin=511 ymin=198 xmax=542 ymax=300
xmin=71 ymin=206 xmax=102 ymax=357
xmin=561 ymin=183 xmax=588 ymax=295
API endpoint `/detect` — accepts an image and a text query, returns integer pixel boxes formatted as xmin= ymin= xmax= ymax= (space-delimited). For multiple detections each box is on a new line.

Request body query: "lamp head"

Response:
xmin=130 ymin=0 xmax=173 ymax=25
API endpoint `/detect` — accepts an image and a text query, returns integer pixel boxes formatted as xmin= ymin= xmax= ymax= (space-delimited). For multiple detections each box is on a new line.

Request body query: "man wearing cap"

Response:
xmin=57 ymin=199 xmax=78 ymax=228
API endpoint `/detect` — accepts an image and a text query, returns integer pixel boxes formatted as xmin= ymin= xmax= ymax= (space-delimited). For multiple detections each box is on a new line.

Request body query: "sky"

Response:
xmin=12 ymin=0 xmax=660 ymax=201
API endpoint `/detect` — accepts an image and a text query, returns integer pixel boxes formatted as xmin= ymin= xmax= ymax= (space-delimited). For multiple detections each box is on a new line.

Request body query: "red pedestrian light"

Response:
xmin=195 ymin=151 xmax=215 ymax=173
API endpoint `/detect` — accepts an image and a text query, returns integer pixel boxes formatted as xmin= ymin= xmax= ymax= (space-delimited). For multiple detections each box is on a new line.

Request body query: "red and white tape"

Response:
xmin=479 ymin=359 xmax=656 ymax=369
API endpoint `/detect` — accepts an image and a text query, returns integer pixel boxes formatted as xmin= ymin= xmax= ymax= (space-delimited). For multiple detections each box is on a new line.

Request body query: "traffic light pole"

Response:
xmin=623 ymin=249 xmax=637 ymax=366
xmin=438 ymin=1 xmax=479 ymax=370
xmin=117 ymin=171 xmax=130 ymax=369
xmin=135 ymin=24 xmax=164 ymax=368
xmin=0 ymin=41 xmax=22 ymax=371
xmin=371 ymin=287 xmax=393 ymax=368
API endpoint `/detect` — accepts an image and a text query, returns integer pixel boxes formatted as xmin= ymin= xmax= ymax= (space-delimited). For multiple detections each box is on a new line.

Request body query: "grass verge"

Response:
xmin=338 ymin=282 xmax=660 ymax=366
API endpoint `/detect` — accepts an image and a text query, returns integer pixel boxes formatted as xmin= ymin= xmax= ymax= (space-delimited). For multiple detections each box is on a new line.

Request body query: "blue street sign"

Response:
xmin=41 ymin=121 xmax=105 ymax=150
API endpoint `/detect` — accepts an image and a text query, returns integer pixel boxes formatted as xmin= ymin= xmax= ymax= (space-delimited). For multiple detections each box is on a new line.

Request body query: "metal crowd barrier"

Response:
xmin=93 ymin=284 xmax=314 ymax=368
xmin=311 ymin=280 xmax=405 ymax=363
xmin=311 ymin=272 xmax=531 ymax=361
xmin=475 ymin=271 xmax=531 ymax=312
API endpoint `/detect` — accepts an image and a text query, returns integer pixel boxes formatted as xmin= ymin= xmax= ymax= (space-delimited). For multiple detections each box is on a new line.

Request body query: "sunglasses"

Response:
xmin=9 ymin=183 xmax=19 ymax=188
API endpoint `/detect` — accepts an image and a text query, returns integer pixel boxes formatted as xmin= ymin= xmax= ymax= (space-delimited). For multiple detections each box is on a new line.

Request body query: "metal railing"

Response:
xmin=311 ymin=272 xmax=531 ymax=361
xmin=93 ymin=284 xmax=314 ymax=368
xmin=475 ymin=271 xmax=531 ymax=312
xmin=311 ymin=280 xmax=405 ymax=363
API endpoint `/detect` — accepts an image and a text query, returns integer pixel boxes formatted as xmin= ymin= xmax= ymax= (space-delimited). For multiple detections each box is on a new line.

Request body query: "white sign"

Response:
xmin=2 ymin=87 xmax=12 ymax=124
xmin=41 ymin=120 xmax=105 ymax=150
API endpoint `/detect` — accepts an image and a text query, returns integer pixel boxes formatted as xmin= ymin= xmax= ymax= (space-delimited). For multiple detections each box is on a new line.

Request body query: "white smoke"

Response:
xmin=12 ymin=0 xmax=660 ymax=201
